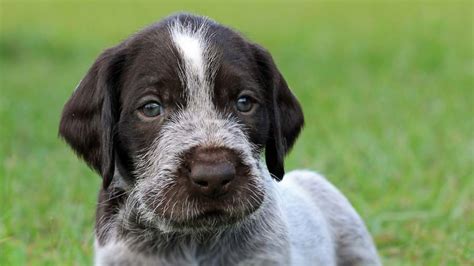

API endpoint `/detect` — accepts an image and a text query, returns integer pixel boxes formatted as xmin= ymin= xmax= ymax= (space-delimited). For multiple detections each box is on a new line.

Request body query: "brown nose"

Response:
xmin=188 ymin=148 xmax=236 ymax=198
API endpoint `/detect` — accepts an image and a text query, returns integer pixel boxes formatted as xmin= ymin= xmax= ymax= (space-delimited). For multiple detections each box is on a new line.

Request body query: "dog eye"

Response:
xmin=140 ymin=101 xmax=163 ymax=117
xmin=236 ymin=96 xmax=254 ymax=113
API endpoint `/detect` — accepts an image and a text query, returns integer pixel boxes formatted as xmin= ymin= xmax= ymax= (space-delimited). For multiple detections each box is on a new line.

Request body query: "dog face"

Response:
xmin=59 ymin=14 xmax=303 ymax=231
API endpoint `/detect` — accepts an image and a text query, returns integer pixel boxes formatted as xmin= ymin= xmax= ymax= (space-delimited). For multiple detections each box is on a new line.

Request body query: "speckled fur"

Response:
xmin=59 ymin=14 xmax=380 ymax=266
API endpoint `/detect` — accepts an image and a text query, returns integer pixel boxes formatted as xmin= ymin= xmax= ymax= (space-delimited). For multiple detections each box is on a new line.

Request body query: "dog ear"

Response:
xmin=251 ymin=44 xmax=304 ymax=181
xmin=59 ymin=46 xmax=125 ymax=189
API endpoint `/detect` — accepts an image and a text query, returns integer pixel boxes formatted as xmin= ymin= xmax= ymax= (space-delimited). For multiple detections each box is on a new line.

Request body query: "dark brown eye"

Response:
xmin=236 ymin=96 xmax=254 ymax=113
xmin=140 ymin=101 xmax=162 ymax=117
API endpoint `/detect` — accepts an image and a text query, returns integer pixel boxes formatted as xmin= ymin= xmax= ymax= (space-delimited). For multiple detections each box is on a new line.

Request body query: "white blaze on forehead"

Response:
xmin=169 ymin=19 xmax=216 ymax=107
xmin=172 ymin=33 xmax=205 ymax=80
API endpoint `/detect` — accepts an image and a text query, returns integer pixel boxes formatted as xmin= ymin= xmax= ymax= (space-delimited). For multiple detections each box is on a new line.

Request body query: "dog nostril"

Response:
xmin=221 ymin=178 xmax=231 ymax=186
xmin=193 ymin=179 xmax=209 ymax=187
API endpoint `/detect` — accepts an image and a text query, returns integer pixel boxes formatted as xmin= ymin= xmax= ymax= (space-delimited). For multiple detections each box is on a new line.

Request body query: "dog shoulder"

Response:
xmin=280 ymin=170 xmax=381 ymax=266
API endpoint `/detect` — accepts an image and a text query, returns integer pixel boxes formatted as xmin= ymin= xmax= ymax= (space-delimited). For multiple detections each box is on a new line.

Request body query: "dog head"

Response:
xmin=59 ymin=14 xmax=303 ymax=231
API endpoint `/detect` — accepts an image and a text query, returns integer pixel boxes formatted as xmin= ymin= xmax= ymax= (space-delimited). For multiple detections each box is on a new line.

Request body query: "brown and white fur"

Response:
xmin=59 ymin=13 xmax=380 ymax=266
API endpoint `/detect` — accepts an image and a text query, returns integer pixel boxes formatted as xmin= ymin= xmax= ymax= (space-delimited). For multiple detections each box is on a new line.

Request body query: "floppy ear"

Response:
xmin=252 ymin=44 xmax=304 ymax=181
xmin=59 ymin=47 xmax=125 ymax=189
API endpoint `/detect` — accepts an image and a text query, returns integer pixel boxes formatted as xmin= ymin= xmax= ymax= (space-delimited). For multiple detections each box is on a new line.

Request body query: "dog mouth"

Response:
xmin=161 ymin=197 xmax=263 ymax=231
xmin=195 ymin=210 xmax=226 ymax=220
xmin=139 ymin=172 xmax=266 ymax=231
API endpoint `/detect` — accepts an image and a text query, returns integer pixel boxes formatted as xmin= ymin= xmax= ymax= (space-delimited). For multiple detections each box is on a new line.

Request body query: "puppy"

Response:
xmin=59 ymin=13 xmax=380 ymax=266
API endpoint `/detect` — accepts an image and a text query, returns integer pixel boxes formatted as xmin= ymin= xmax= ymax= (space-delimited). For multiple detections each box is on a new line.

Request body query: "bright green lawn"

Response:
xmin=1 ymin=1 xmax=473 ymax=265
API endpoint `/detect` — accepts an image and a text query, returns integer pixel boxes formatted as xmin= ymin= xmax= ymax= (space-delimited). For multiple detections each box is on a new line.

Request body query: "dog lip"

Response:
xmin=195 ymin=209 xmax=226 ymax=219
xmin=169 ymin=209 xmax=235 ymax=228
xmin=160 ymin=193 xmax=264 ymax=230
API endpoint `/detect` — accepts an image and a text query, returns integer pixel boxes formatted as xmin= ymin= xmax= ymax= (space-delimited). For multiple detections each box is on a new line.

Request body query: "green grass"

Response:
xmin=1 ymin=1 xmax=472 ymax=265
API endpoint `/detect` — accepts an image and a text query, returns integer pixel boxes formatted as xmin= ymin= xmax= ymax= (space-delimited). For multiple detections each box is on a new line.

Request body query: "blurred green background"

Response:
xmin=1 ymin=1 xmax=472 ymax=265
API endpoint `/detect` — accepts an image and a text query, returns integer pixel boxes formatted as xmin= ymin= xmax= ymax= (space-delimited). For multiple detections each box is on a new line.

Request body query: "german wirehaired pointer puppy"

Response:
xmin=59 ymin=14 xmax=380 ymax=266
